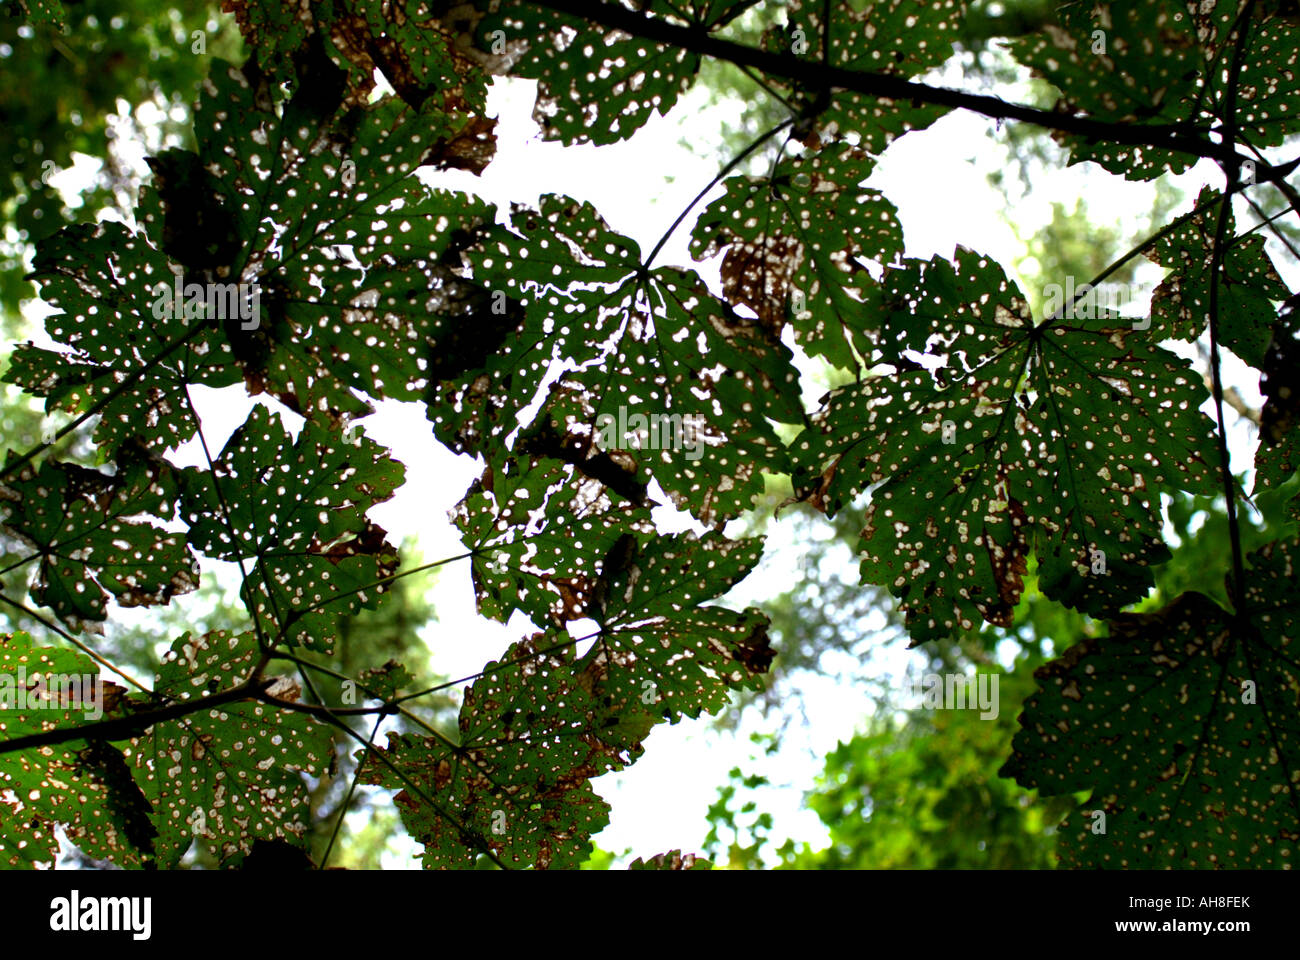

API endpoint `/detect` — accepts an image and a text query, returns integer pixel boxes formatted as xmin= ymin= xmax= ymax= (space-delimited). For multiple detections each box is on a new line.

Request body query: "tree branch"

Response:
xmin=522 ymin=0 xmax=1296 ymax=183
xmin=1205 ymin=0 xmax=1258 ymax=617
xmin=0 ymin=677 xmax=274 ymax=756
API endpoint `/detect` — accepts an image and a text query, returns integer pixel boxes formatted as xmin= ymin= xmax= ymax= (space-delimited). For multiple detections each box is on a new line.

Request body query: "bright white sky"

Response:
xmin=24 ymin=36 xmax=1299 ymax=868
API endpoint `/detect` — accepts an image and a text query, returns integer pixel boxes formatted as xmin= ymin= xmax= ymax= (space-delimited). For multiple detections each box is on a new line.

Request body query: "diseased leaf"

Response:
xmin=180 ymin=405 xmax=403 ymax=651
xmin=358 ymin=632 xmax=637 ymax=869
xmin=138 ymin=56 xmax=498 ymax=425
xmin=359 ymin=531 xmax=772 ymax=869
xmin=691 ymin=141 xmax=903 ymax=370
xmin=0 ymin=454 xmax=199 ymax=629
xmin=125 ymin=630 xmax=332 ymax=868
xmin=1007 ymin=3 xmax=1209 ymax=180
xmin=628 ymin=849 xmax=711 ymax=869
xmin=1255 ymin=292 xmax=1300 ymax=490
xmin=1146 ymin=186 xmax=1288 ymax=361
xmin=356 ymin=660 xmax=415 ymax=702
xmin=479 ymin=1 xmax=715 ymax=145
xmin=464 ymin=195 xmax=803 ymax=523
xmin=454 ymin=455 xmax=655 ymax=628
xmin=760 ymin=0 xmax=963 ymax=154
xmin=5 ymin=222 xmax=241 ymax=456
xmin=792 ymin=249 xmax=1219 ymax=642
xmin=223 ymin=0 xmax=491 ymax=114
xmin=575 ymin=531 xmax=776 ymax=722
xmin=0 ymin=632 xmax=148 ymax=868
xmin=1001 ymin=537 xmax=1300 ymax=868
xmin=1009 ymin=3 xmax=1300 ymax=179
xmin=12 ymin=0 xmax=66 ymax=29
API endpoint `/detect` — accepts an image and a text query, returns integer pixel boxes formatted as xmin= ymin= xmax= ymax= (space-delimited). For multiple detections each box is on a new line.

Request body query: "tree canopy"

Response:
xmin=1 ymin=0 xmax=1298 ymax=870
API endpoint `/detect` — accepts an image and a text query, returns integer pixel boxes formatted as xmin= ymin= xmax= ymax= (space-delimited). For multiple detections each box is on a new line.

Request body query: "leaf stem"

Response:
xmin=642 ymin=117 xmax=793 ymax=270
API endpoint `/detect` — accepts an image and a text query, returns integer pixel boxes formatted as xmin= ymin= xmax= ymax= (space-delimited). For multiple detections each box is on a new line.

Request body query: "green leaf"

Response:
xmin=577 ymin=531 xmax=775 ymax=722
xmin=480 ymin=1 xmax=716 ymax=145
xmin=1001 ymin=536 xmax=1300 ymax=868
xmin=355 ymin=659 xmax=415 ymax=701
xmin=1255 ymin=294 xmax=1300 ymax=490
xmin=6 ymin=222 xmax=240 ymax=455
xmin=358 ymin=633 xmax=632 ymax=869
xmin=0 ymin=454 xmax=199 ymax=629
xmin=224 ymin=0 xmax=491 ymax=114
xmin=180 ymin=404 xmax=403 ymax=650
xmin=793 ymin=249 xmax=1220 ymax=642
xmin=1007 ymin=3 xmax=1211 ymax=180
xmin=1146 ymin=186 xmax=1288 ymax=361
xmin=125 ymin=630 xmax=332 ymax=868
xmin=691 ymin=141 xmax=903 ymax=370
xmin=454 ymin=455 xmax=655 ymax=627
xmin=466 ymin=195 xmax=803 ymax=523
xmin=761 ymin=0 xmax=962 ymax=154
xmin=359 ymin=531 xmax=772 ymax=869
xmin=138 ymin=56 xmax=499 ymax=425
xmin=0 ymin=632 xmax=151 ymax=867
xmin=12 ymin=0 xmax=65 ymax=29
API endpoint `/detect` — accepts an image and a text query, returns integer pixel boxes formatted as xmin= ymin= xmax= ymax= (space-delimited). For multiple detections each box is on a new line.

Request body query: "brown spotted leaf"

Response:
xmin=691 ymin=142 xmax=903 ymax=371
xmin=1001 ymin=536 xmax=1300 ymax=868
xmin=0 ymin=632 xmax=151 ymax=867
xmin=629 ymin=849 xmax=712 ymax=869
xmin=454 ymin=455 xmax=655 ymax=628
xmin=180 ymin=404 xmax=403 ymax=651
xmin=125 ymin=630 xmax=332 ymax=868
xmin=463 ymin=196 xmax=803 ymax=524
xmin=759 ymin=0 xmax=962 ymax=154
xmin=0 ymin=454 xmax=199 ymax=630
xmin=792 ymin=249 xmax=1219 ymax=644
xmin=358 ymin=632 xmax=638 ymax=869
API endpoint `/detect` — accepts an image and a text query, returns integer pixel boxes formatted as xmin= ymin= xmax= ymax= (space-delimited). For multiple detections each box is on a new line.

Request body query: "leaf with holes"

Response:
xmin=1146 ymin=186 xmax=1288 ymax=362
xmin=465 ymin=195 xmax=803 ymax=523
xmin=180 ymin=404 xmax=403 ymax=650
xmin=1001 ymin=537 xmax=1300 ymax=868
xmin=224 ymin=0 xmax=491 ymax=113
xmin=478 ymin=0 xmax=726 ymax=145
xmin=691 ymin=141 xmax=902 ymax=370
xmin=539 ymin=270 xmax=803 ymax=523
xmin=0 ymin=454 xmax=199 ymax=630
xmin=454 ymin=455 xmax=655 ymax=627
xmin=1007 ymin=3 xmax=1211 ymax=180
xmin=792 ymin=249 xmax=1219 ymax=643
xmin=358 ymin=632 xmax=637 ymax=869
xmin=759 ymin=0 xmax=962 ymax=154
xmin=125 ymin=630 xmax=332 ymax=868
xmin=5 ymin=222 xmax=241 ymax=456
xmin=427 ymin=197 xmax=627 ymax=455
xmin=573 ymin=530 xmax=776 ymax=722
xmin=0 ymin=632 xmax=151 ymax=868
xmin=136 ymin=52 xmax=498 ymax=425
